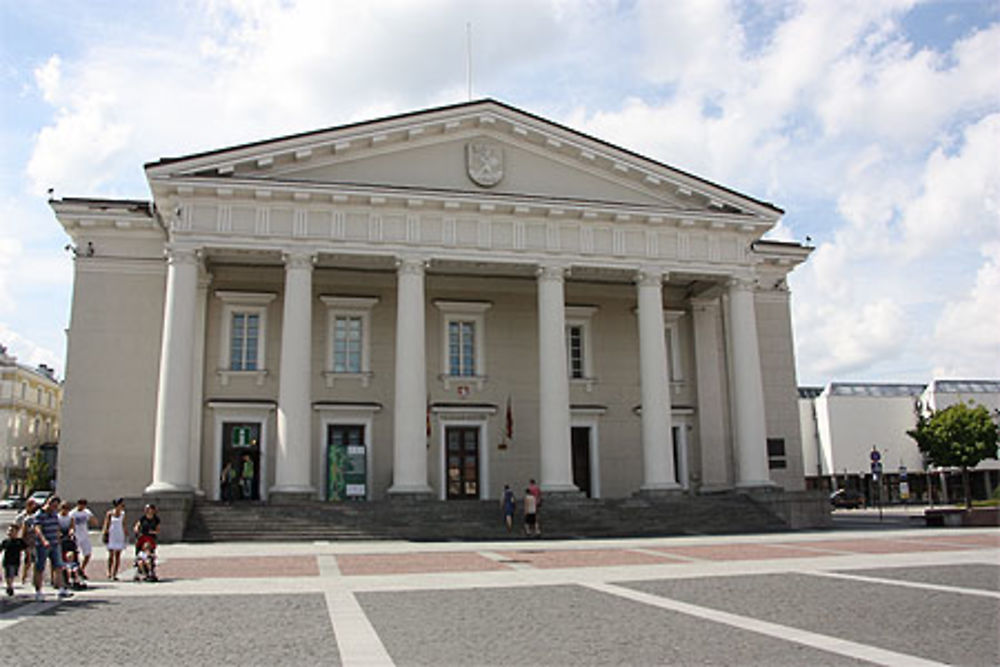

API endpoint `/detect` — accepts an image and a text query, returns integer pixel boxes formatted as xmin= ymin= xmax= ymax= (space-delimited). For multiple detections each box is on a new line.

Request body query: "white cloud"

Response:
xmin=34 ymin=55 xmax=61 ymax=104
xmin=932 ymin=242 xmax=1000 ymax=377
xmin=0 ymin=322 xmax=63 ymax=377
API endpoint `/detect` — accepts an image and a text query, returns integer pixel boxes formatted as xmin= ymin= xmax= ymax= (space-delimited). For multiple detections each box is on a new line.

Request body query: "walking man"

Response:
xmin=32 ymin=495 xmax=72 ymax=600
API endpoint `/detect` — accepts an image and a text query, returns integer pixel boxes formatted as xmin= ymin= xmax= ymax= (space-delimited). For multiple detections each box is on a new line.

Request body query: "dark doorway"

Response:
xmin=327 ymin=424 xmax=367 ymax=501
xmin=221 ymin=422 xmax=261 ymax=501
xmin=571 ymin=426 xmax=591 ymax=497
xmin=446 ymin=427 xmax=479 ymax=499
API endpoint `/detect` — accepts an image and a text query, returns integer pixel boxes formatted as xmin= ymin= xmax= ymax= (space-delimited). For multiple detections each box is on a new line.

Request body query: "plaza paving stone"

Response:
xmin=335 ymin=551 xmax=507 ymax=576
xmin=356 ymin=584 xmax=868 ymax=666
xmin=158 ymin=554 xmax=319 ymax=579
xmin=651 ymin=542 xmax=840 ymax=560
xmin=501 ymin=547 xmax=682 ymax=568
xmin=0 ymin=594 xmax=340 ymax=666
xmin=841 ymin=562 xmax=1000 ymax=593
xmin=621 ymin=571 xmax=1000 ymax=666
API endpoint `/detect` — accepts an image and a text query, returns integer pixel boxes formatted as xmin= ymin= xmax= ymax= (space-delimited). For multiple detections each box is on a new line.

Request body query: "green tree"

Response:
xmin=25 ymin=451 xmax=51 ymax=494
xmin=907 ymin=402 xmax=999 ymax=508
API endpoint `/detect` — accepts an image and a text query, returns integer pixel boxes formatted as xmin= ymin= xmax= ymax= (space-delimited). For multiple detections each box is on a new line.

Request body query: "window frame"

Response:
xmin=216 ymin=291 xmax=277 ymax=386
xmin=663 ymin=310 xmax=685 ymax=384
xmin=433 ymin=300 xmax=492 ymax=391
xmin=565 ymin=305 xmax=598 ymax=391
xmin=320 ymin=295 xmax=379 ymax=388
xmin=767 ymin=437 xmax=788 ymax=470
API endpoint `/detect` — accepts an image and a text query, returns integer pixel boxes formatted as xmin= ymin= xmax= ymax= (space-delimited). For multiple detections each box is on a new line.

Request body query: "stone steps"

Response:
xmin=184 ymin=493 xmax=790 ymax=542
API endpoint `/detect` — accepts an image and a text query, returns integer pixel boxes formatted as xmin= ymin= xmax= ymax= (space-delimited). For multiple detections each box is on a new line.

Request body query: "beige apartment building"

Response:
xmin=1 ymin=345 xmax=62 ymax=496
xmin=51 ymin=100 xmax=811 ymax=524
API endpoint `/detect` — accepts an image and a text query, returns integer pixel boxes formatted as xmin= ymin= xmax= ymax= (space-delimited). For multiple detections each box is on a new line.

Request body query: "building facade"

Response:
xmin=799 ymin=379 xmax=1000 ymax=503
xmin=52 ymin=100 xmax=811 ymax=513
xmin=1 ymin=345 xmax=62 ymax=496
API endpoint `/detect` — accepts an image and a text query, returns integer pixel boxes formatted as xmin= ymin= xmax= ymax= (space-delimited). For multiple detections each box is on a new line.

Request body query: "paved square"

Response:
xmin=1 ymin=527 xmax=997 ymax=665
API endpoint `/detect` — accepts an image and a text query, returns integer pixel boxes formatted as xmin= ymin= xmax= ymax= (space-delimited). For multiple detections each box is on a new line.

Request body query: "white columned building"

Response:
xmin=51 ymin=99 xmax=815 ymax=535
xmin=147 ymin=247 xmax=199 ymax=494
xmin=389 ymin=256 xmax=432 ymax=496
xmin=536 ymin=264 xmax=576 ymax=493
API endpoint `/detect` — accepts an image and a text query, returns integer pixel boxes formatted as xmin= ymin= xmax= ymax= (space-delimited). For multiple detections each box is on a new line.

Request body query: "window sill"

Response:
xmin=570 ymin=377 xmax=598 ymax=392
xmin=218 ymin=369 xmax=268 ymax=387
xmin=323 ymin=371 xmax=373 ymax=388
xmin=439 ymin=375 xmax=487 ymax=392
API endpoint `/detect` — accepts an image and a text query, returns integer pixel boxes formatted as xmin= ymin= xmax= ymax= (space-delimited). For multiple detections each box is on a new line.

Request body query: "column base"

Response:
xmin=539 ymin=483 xmax=581 ymax=495
xmin=144 ymin=481 xmax=195 ymax=495
xmin=387 ymin=484 xmax=434 ymax=502
xmin=638 ymin=482 xmax=684 ymax=498
xmin=141 ymin=490 xmax=195 ymax=543
xmin=269 ymin=486 xmax=316 ymax=504
xmin=736 ymin=480 xmax=778 ymax=492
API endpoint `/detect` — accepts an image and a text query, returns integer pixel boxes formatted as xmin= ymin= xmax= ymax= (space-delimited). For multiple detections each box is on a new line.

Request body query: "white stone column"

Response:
xmin=727 ymin=276 xmax=771 ymax=487
xmin=389 ymin=257 xmax=432 ymax=495
xmin=272 ymin=251 xmax=315 ymax=496
xmin=536 ymin=264 xmax=576 ymax=492
xmin=636 ymin=269 xmax=680 ymax=492
xmin=146 ymin=247 xmax=199 ymax=494
xmin=692 ymin=295 xmax=731 ymax=491
xmin=187 ymin=267 xmax=212 ymax=494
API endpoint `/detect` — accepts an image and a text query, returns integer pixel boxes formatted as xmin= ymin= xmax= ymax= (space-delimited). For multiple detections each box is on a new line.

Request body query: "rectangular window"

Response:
xmin=567 ymin=325 xmax=584 ymax=379
xmin=448 ymin=320 xmax=476 ymax=376
xmin=767 ymin=438 xmax=787 ymax=470
xmin=229 ymin=312 xmax=260 ymax=371
xmin=333 ymin=315 xmax=363 ymax=373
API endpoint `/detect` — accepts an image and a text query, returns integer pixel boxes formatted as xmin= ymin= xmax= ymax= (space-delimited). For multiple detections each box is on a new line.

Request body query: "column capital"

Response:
xmin=635 ymin=267 xmax=667 ymax=287
xmin=396 ymin=256 xmax=428 ymax=276
xmin=727 ymin=274 xmax=757 ymax=292
xmin=282 ymin=251 xmax=315 ymax=271
xmin=536 ymin=263 xmax=567 ymax=283
xmin=165 ymin=247 xmax=201 ymax=266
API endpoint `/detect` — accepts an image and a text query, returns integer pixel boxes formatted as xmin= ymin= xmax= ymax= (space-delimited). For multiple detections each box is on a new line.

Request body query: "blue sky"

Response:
xmin=1 ymin=0 xmax=998 ymax=385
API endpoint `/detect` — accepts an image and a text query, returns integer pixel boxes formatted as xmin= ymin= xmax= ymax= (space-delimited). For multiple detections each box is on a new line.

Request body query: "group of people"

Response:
xmin=220 ymin=454 xmax=256 ymax=502
xmin=500 ymin=478 xmax=543 ymax=535
xmin=0 ymin=495 xmax=161 ymax=601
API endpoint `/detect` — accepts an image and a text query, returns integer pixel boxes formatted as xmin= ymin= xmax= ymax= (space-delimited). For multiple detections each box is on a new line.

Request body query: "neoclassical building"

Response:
xmin=52 ymin=100 xmax=811 ymax=516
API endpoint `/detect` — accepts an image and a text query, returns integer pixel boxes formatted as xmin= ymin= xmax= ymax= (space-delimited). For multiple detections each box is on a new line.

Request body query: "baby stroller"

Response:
xmin=132 ymin=535 xmax=159 ymax=582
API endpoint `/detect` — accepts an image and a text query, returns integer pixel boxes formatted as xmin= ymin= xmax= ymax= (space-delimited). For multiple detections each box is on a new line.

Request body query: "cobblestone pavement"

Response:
xmin=0 ymin=526 xmax=997 ymax=666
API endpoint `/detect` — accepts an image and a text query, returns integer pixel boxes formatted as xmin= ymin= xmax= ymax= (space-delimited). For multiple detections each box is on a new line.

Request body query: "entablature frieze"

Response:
xmin=156 ymin=201 xmax=763 ymax=275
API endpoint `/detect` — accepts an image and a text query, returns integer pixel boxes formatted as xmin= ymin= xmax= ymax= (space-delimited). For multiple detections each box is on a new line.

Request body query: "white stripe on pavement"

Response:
xmin=325 ymin=589 xmax=395 ymax=666
xmin=803 ymin=569 xmax=1000 ymax=599
xmin=583 ymin=582 xmax=949 ymax=667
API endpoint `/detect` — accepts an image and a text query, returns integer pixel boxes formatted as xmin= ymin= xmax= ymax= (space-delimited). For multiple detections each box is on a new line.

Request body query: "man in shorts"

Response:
xmin=32 ymin=495 xmax=72 ymax=600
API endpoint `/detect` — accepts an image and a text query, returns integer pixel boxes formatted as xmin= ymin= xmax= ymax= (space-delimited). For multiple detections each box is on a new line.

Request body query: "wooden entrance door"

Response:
xmin=571 ymin=426 xmax=591 ymax=497
xmin=446 ymin=427 xmax=479 ymax=500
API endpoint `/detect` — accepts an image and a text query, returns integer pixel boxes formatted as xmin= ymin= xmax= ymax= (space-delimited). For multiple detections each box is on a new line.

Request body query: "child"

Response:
xmin=1 ymin=525 xmax=27 ymax=596
xmin=62 ymin=541 xmax=86 ymax=590
xmin=133 ymin=536 xmax=158 ymax=582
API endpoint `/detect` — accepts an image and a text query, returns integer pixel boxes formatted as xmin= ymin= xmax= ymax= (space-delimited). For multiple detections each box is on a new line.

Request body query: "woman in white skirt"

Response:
xmin=102 ymin=498 xmax=127 ymax=580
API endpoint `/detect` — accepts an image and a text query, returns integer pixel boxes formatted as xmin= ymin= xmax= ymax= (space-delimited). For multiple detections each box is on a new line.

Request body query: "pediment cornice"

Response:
xmin=145 ymin=99 xmax=782 ymax=222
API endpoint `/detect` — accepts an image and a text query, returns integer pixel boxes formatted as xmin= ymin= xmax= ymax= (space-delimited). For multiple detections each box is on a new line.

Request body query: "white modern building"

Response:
xmin=1 ymin=345 xmax=62 ymax=496
xmin=799 ymin=379 xmax=1000 ymax=502
xmin=51 ymin=100 xmax=815 ymax=533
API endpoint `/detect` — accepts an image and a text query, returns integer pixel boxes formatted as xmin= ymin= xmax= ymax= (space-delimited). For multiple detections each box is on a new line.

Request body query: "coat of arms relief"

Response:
xmin=466 ymin=142 xmax=504 ymax=187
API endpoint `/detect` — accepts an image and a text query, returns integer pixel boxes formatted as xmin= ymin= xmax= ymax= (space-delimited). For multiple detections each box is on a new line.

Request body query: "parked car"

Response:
xmin=0 ymin=495 xmax=24 ymax=509
xmin=830 ymin=488 xmax=865 ymax=509
xmin=27 ymin=490 xmax=52 ymax=507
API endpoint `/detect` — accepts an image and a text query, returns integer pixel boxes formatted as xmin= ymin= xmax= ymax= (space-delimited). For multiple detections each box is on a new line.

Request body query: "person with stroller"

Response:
xmin=132 ymin=535 xmax=158 ymax=582
xmin=132 ymin=504 xmax=160 ymax=582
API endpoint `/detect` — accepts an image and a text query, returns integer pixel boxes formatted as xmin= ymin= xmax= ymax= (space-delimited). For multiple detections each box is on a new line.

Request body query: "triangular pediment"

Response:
xmin=146 ymin=100 xmax=779 ymax=220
